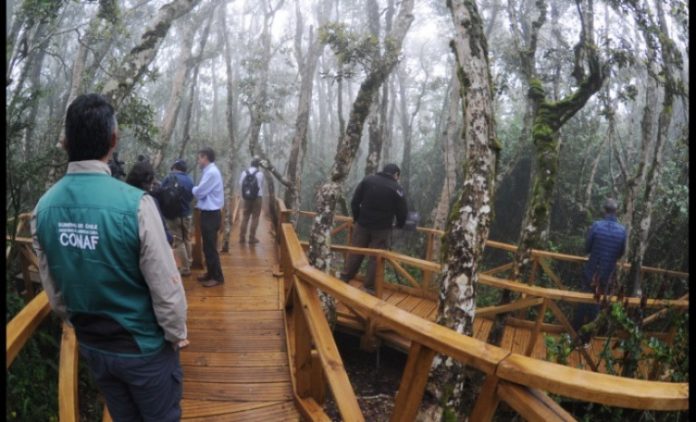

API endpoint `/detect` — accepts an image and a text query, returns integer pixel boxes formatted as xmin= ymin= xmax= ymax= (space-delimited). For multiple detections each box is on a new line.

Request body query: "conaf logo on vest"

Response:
xmin=58 ymin=222 xmax=100 ymax=250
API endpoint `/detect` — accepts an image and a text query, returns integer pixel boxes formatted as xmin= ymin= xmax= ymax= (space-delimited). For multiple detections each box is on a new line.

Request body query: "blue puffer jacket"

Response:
xmin=583 ymin=215 xmax=627 ymax=285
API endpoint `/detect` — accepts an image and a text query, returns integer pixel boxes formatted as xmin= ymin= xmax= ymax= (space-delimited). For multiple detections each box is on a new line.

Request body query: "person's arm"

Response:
xmin=394 ymin=187 xmax=408 ymax=228
xmin=585 ymin=223 xmax=596 ymax=254
xmin=351 ymin=181 xmax=364 ymax=222
xmin=238 ymin=170 xmax=247 ymax=190
xmin=257 ymin=171 xmax=264 ymax=197
xmin=138 ymin=195 xmax=188 ymax=345
xmin=30 ymin=209 xmax=69 ymax=321
xmin=192 ymin=168 xmax=215 ymax=200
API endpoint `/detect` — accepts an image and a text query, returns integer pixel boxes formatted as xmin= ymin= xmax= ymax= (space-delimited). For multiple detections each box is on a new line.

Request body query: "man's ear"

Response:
xmin=60 ymin=136 xmax=67 ymax=150
xmin=110 ymin=131 xmax=118 ymax=149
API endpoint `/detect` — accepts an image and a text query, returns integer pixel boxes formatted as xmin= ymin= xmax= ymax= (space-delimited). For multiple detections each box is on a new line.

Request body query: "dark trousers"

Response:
xmin=240 ymin=197 xmax=263 ymax=240
xmin=201 ymin=209 xmax=224 ymax=282
xmin=80 ymin=345 xmax=182 ymax=422
xmin=340 ymin=224 xmax=391 ymax=289
xmin=572 ymin=275 xmax=607 ymax=340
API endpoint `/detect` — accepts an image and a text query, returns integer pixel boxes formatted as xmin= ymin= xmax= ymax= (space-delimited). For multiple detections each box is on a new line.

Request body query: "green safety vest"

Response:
xmin=35 ymin=172 xmax=165 ymax=356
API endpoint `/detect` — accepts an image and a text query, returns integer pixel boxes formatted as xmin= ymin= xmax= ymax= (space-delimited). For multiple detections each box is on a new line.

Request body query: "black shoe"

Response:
xmin=197 ymin=274 xmax=211 ymax=282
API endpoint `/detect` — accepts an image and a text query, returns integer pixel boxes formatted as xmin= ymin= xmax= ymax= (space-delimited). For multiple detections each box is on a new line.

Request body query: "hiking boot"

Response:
xmin=180 ymin=269 xmax=192 ymax=277
xmin=248 ymin=238 xmax=260 ymax=244
xmin=360 ymin=285 xmax=376 ymax=294
xmin=239 ymin=237 xmax=246 ymax=244
xmin=201 ymin=279 xmax=223 ymax=288
xmin=197 ymin=274 xmax=211 ymax=282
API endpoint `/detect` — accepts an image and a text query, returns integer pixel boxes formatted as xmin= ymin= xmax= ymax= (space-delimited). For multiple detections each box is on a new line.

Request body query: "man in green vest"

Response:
xmin=31 ymin=94 xmax=188 ymax=421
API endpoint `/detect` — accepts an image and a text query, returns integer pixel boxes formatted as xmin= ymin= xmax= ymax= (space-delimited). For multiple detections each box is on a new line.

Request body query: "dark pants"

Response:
xmin=201 ymin=209 xmax=224 ymax=282
xmin=572 ymin=275 xmax=607 ymax=341
xmin=240 ymin=197 xmax=263 ymax=241
xmin=340 ymin=224 xmax=391 ymax=289
xmin=80 ymin=345 xmax=182 ymax=422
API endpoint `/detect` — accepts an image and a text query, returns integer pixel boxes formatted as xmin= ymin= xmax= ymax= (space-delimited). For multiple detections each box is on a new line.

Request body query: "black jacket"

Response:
xmin=351 ymin=172 xmax=408 ymax=230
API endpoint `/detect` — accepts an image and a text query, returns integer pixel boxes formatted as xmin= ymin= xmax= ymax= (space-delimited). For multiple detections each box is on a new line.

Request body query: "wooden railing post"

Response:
xmin=469 ymin=375 xmax=502 ymax=421
xmin=423 ymin=232 xmax=434 ymax=291
xmin=293 ymin=289 xmax=313 ymax=399
xmin=59 ymin=322 xmax=79 ymax=422
xmin=191 ymin=209 xmax=203 ymax=269
xmin=525 ymin=299 xmax=548 ymax=357
xmin=390 ymin=342 xmax=437 ymax=422
xmin=361 ymin=256 xmax=384 ymax=352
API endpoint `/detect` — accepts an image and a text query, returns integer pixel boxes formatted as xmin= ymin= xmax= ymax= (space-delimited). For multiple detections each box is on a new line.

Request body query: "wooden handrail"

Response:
xmin=279 ymin=222 xmax=689 ymax=411
xmin=6 ymin=291 xmax=52 ymax=369
xmin=59 ymin=323 xmax=79 ymax=421
xmin=306 ymin=241 xmax=688 ymax=309
xmin=291 ymin=210 xmax=689 ymax=279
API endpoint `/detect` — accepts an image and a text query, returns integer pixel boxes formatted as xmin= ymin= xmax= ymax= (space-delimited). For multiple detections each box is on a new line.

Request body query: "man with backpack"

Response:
xmin=157 ymin=159 xmax=194 ymax=276
xmin=238 ymin=157 xmax=265 ymax=244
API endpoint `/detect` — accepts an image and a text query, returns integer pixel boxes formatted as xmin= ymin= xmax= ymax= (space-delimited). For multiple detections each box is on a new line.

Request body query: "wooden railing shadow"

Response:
xmin=274 ymin=200 xmax=688 ymax=421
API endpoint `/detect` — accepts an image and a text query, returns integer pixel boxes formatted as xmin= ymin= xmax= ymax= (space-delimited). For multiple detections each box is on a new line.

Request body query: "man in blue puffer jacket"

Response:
xmin=573 ymin=198 xmax=627 ymax=347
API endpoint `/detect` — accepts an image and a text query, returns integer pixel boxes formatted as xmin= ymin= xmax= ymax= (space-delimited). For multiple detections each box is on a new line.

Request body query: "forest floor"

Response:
xmin=323 ymin=331 xmax=408 ymax=421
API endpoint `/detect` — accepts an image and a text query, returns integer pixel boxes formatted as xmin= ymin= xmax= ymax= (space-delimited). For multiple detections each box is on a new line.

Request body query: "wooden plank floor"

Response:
xmin=335 ymin=279 xmax=653 ymax=378
xmin=180 ymin=212 xmax=299 ymax=421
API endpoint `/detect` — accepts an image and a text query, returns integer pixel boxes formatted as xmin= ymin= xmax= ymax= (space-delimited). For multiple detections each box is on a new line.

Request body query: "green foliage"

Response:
xmin=117 ymin=95 xmax=160 ymax=149
xmin=544 ymin=333 xmax=573 ymax=365
xmin=318 ymin=22 xmax=379 ymax=75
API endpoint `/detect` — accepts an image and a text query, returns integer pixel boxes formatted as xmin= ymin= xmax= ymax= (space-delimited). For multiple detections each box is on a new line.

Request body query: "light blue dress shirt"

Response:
xmin=193 ymin=162 xmax=224 ymax=210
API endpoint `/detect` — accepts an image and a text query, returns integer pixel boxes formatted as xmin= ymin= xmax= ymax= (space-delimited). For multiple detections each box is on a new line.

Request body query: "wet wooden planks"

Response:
xmin=180 ymin=214 xmax=299 ymax=421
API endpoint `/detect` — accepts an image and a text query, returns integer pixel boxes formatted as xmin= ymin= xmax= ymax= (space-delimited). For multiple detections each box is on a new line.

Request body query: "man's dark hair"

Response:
xmin=251 ymin=157 xmax=261 ymax=167
xmin=65 ymin=94 xmax=116 ymax=162
xmin=198 ymin=147 xmax=216 ymax=163
xmin=125 ymin=160 xmax=155 ymax=191
xmin=382 ymin=163 xmax=401 ymax=177
xmin=171 ymin=159 xmax=187 ymax=172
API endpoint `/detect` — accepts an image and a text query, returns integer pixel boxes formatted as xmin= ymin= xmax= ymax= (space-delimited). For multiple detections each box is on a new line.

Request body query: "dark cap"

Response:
xmin=172 ymin=159 xmax=187 ymax=172
xmin=382 ymin=163 xmax=401 ymax=176
xmin=603 ymin=198 xmax=618 ymax=213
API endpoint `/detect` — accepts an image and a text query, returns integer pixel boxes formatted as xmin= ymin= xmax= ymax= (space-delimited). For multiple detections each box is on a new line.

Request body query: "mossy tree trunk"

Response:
xmin=420 ymin=0 xmax=499 ymax=418
xmin=513 ymin=0 xmax=607 ymax=281
xmin=308 ymin=0 xmax=414 ymax=324
xmin=102 ymin=0 xmax=202 ymax=108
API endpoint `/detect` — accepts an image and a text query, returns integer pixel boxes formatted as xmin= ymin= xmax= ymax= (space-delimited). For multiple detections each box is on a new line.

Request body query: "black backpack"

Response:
xmin=241 ymin=169 xmax=260 ymax=200
xmin=157 ymin=174 xmax=184 ymax=219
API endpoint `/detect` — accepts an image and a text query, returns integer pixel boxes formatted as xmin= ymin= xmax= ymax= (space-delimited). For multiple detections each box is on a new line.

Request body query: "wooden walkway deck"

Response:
xmin=179 ymin=213 xmax=300 ymax=421
xmin=336 ymin=280 xmax=651 ymax=376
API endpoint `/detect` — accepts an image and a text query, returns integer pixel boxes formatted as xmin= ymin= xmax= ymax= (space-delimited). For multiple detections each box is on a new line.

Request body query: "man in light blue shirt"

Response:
xmin=192 ymin=147 xmax=225 ymax=287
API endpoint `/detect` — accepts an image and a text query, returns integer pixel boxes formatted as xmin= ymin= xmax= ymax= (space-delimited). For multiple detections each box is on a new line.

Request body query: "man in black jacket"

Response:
xmin=340 ymin=163 xmax=408 ymax=291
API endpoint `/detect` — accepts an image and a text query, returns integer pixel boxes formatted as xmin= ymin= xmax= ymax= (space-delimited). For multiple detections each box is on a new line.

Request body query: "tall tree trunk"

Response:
xmin=513 ymin=0 xmax=607 ymax=280
xmin=422 ymin=0 xmax=499 ymax=418
xmin=176 ymin=9 xmax=215 ymax=160
xmin=152 ymin=22 xmax=196 ymax=169
xmin=221 ymin=6 xmax=241 ymax=252
xmin=284 ymin=1 xmax=326 ymax=216
xmin=431 ymin=72 xmax=461 ymax=237
xmin=102 ymin=0 xmax=202 ymax=108
xmin=623 ymin=0 xmax=680 ymax=298
xmin=308 ymin=0 xmax=414 ymax=324
xmin=363 ymin=0 xmax=382 ymax=176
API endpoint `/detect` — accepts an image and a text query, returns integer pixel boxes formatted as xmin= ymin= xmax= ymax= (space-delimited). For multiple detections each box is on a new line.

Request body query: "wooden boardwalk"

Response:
xmin=336 ymin=280 xmax=653 ymax=376
xmin=179 ymin=212 xmax=299 ymax=421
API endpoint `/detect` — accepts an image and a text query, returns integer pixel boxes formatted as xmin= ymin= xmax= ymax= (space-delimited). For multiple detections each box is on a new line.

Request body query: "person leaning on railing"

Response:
xmin=339 ymin=163 xmax=408 ymax=292
xmin=31 ymin=93 xmax=189 ymax=422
